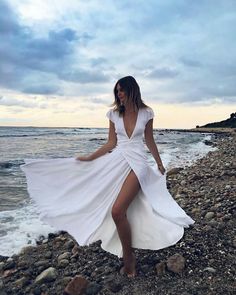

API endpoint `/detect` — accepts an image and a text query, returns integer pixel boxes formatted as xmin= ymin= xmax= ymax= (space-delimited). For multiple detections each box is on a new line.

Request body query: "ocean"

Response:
xmin=0 ymin=126 xmax=216 ymax=257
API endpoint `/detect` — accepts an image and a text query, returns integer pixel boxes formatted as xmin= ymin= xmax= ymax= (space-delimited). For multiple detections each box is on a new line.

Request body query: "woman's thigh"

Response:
xmin=112 ymin=169 xmax=140 ymax=214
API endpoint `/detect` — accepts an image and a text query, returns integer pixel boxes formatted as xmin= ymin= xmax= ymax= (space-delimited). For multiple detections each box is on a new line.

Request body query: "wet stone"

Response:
xmin=85 ymin=282 xmax=102 ymax=295
xmin=167 ymin=254 xmax=185 ymax=274
xmin=205 ymin=212 xmax=215 ymax=220
xmin=156 ymin=261 xmax=166 ymax=276
xmin=35 ymin=267 xmax=57 ymax=284
xmin=64 ymin=275 xmax=89 ymax=295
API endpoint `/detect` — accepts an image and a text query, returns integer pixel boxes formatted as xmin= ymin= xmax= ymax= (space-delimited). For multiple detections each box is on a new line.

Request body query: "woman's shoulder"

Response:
xmin=106 ymin=108 xmax=118 ymax=115
xmin=140 ymin=103 xmax=153 ymax=110
xmin=141 ymin=105 xmax=155 ymax=120
xmin=141 ymin=105 xmax=154 ymax=114
xmin=106 ymin=108 xmax=118 ymax=122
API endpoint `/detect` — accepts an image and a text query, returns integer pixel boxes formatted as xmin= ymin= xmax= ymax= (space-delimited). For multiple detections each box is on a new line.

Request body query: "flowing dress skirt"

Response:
xmin=21 ymin=147 xmax=194 ymax=257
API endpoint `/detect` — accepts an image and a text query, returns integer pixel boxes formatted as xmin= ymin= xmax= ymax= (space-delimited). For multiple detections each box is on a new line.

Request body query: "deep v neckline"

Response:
xmin=122 ymin=109 xmax=140 ymax=139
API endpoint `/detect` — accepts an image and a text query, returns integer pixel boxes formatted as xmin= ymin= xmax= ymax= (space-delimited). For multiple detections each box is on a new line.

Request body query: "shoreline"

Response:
xmin=1 ymin=125 xmax=235 ymax=133
xmin=160 ymin=127 xmax=235 ymax=134
xmin=0 ymin=132 xmax=235 ymax=294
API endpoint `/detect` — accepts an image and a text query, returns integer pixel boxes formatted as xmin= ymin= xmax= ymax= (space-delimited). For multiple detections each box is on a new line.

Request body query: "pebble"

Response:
xmin=58 ymin=252 xmax=71 ymax=261
xmin=167 ymin=167 xmax=183 ymax=176
xmin=156 ymin=261 xmax=166 ymax=276
xmin=0 ymin=262 xmax=4 ymax=272
xmin=232 ymin=238 xmax=236 ymax=248
xmin=0 ymin=279 xmax=4 ymax=288
xmin=58 ymin=259 xmax=70 ymax=268
xmin=35 ymin=267 xmax=57 ymax=283
xmin=203 ymin=267 xmax=217 ymax=273
xmin=18 ymin=245 xmax=37 ymax=255
xmin=45 ymin=251 xmax=52 ymax=259
xmin=167 ymin=254 xmax=185 ymax=274
xmin=34 ymin=260 xmax=49 ymax=267
xmin=205 ymin=212 xmax=215 ymax=220
xmin=64 ymin=275 xmax=88 ymax=295
xmin=191 ymin=208 xmax=200 ymax=214
xmin=3 ymin=259 xmax=15 ymax=270
xmin=86 ymin=282 xmax=102 ymax=295
xmin=65 ymin=239 xmax=75 ymax=249
xmin=105 ymin=280 xmax=122 ymax=293
xmin=14 ymin=276 xmax=29 ymax=288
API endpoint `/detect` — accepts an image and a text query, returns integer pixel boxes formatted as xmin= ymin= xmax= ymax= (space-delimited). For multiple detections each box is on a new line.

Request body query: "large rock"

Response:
xmin=58 ymin=252 xmax=71 ymax=261
xmin=3 ymin=258 xmax=15 ymax=270
xmin=64 ymin=239 xmax=75 ymax=249
xmin=167 ymin=167 xmax=183 ymax=176
xmin=18 ymin=245 xmax=37 ymax=255
xmin=64 ymin=275 xmax=88 ymax=295
xmin=167 ymin=254 xmax=185 ymax=274
xmin=35 ymin=267 xmax=57 ymax=283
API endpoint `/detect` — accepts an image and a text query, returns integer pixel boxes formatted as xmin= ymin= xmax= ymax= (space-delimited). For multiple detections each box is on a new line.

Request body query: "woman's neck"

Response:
xmin=123 ymin=103 xmax=137 ymax=113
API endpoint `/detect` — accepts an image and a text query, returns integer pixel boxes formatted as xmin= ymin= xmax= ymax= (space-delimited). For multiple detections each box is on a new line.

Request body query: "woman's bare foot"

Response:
xmin=120 ymin=253 xmax=136 ymax=278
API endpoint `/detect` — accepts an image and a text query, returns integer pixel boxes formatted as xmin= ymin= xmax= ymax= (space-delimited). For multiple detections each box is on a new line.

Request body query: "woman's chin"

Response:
xmin=120 ymin=99 xmax=127 ymax=104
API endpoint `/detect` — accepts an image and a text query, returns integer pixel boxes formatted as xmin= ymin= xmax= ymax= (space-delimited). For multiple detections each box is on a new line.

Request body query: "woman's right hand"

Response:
xmin=76 ymin=155 xmax=92 ymax=161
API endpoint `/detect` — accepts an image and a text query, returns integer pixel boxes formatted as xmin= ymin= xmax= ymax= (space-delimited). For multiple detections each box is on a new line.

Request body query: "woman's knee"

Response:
xmin=111 ymin=205 xmax=125 ymax=223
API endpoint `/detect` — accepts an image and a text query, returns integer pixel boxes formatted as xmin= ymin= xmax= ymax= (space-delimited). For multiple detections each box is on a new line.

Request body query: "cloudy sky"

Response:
xmin=0 ymin=0 xmax=235 ymax=128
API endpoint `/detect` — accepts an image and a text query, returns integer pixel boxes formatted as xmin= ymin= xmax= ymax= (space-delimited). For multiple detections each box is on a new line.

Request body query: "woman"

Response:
xmin=21 ymin=76 xmax=194 ymax=278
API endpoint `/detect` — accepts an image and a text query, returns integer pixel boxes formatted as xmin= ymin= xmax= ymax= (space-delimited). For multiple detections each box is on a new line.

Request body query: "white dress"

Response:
xmin=21 ymin=107 xmax=194 ymax=257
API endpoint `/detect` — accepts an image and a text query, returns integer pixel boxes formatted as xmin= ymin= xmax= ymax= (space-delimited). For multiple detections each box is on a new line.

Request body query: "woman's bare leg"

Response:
xmin=111 ymin=170 xmax=140 ymax=276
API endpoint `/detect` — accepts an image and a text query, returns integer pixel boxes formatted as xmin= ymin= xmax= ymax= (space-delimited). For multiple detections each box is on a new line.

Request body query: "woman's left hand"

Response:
xmin=76 ymin=155 xmax=92 ymax=161
xmin=158 ymin=163 xmax=166 ymax=175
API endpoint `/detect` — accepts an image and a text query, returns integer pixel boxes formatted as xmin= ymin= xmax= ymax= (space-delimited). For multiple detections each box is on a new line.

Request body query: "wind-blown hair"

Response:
xmin=112 ymin=76 xmax=148 ymax=116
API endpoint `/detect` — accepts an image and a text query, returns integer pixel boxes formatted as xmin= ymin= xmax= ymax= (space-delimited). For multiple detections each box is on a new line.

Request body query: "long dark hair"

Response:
xmin=112 ymin=76 xmax=148 ymax=116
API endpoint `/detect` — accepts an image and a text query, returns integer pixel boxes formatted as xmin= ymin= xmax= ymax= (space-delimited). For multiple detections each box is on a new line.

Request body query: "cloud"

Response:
xmin=179 ymin=57 xmax=202 ymax=68
xmin=85 ymin=97 xmax=109 ymax=105
xmin=147 ymin=67 xmax=179 ymax=79
xmin=58 ymin=70 xmax=110 ymax=84
xmin=0 ymin=95 xmax=47 ymax=108
xmin=0 ymin=0 xmax=19 ymax=34
xmin=23 ymin=28 xmax=78 ymax=62
xmin=0 ymin=0 xmax=104 ymax=96
xmin=0 ymin=0 xmax=236 ymax=107
xmin=23 ymin=84 xmax=60 ymax=95
xmin=90 ymin=57 xmax=108 ymax=67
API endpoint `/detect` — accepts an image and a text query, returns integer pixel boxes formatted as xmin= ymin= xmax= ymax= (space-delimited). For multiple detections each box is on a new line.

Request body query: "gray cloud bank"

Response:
xmin=0 ymin=0 xmax=236 ymax=106
xmin=0 ymin=0 xmax=109 ymax=96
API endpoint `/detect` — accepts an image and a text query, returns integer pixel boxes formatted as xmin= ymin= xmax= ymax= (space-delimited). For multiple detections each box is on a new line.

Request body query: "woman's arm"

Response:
xmin=76 ymin=120 xmax=117 ymax=161
xmin=144 ymin=119 xmax=166 ymax=174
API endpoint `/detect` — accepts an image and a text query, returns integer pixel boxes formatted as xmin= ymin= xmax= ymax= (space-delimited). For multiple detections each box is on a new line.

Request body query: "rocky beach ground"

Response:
xmin=0 ymin=130 xmax=235 ymax=295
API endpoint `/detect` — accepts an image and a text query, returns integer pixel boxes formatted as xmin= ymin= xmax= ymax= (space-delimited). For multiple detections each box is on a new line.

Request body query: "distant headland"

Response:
xmin=196 ymin=112 xmax=236 ymax=129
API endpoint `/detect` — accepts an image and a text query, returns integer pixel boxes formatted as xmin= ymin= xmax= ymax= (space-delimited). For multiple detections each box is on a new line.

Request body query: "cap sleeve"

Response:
xmin=106 ymin=109 xmax=115 ymax=123
xmin=146 ymin=107 xmax=154 ymax=121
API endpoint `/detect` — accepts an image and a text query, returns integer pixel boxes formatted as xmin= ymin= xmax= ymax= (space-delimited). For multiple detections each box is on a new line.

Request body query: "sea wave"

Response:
xmin=0 ymin=160 xmax=24 ymax=169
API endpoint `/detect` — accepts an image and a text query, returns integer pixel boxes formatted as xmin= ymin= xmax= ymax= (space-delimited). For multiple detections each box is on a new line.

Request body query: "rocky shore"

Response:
xmin=0 ymin=131 xmax=235 ymax=295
